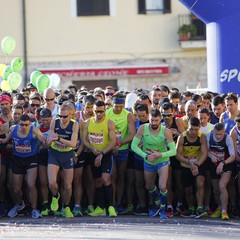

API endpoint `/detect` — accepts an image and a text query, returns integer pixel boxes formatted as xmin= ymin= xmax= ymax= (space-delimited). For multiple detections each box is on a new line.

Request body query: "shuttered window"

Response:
xmin=138 ymin=0 xmax=171 ymax=14
xmin=77 ymin=0 xmax=109 ymax=16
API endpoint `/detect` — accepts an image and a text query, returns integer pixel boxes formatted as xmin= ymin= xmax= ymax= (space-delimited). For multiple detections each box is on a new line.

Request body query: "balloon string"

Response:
xmin=5 ymin=55 xmax=8 ymax=65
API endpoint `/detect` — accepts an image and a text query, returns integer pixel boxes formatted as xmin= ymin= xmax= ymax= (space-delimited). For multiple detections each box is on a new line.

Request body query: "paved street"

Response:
xmin=0 ymin=215 xmax=240 ymax=240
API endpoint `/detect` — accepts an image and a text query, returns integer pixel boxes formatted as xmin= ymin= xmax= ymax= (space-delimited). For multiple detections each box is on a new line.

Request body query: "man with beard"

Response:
xmin=75 ymin=94 xmax=96 ymax=215
xmin=2 ymin=114 xmax=46 ymax=218
xmin=160 ymin=102 xmax=185 ymax=217
xmin=106 ymin=93 xmax=136 ymax=214
xmin=176 ymin=117 xmax=208 ymax=218
xmin=82 ymin=100 xmax=117 ymax=217
xmin=181 ymin=100 xmax=198 ymax=130
xmin=0 ymin=93 xmax=12 ymax=216
xmin=210 ymin=95 xmax=225 ymax=124
xmin=25 ymin=93 xmax=41 ymax=124
xmin=207 ymin=123 xmax=235 ymax=220
xmin=150 ymin=85 xmax=162 ymax=109
xmin=131 ymin=108 xmax=176 ymax=219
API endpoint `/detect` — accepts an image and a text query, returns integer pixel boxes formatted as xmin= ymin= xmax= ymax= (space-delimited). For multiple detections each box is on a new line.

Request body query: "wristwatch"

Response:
xmin=221 ymin=161 xmax=226 ymax=165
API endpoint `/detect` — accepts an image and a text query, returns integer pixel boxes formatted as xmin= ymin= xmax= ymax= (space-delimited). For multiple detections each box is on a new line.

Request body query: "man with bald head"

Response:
xmin=43 ymin=88 xmax=59 ymax=118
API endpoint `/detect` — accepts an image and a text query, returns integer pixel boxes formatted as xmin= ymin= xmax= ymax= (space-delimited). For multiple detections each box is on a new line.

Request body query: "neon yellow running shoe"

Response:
xmin=87 ymin=205 xmax=95 ymax=215
xmin=41 ymin=207 xmax=49 ymax=216
xmin=222 ymin=212 xmax=229 ymax=220
xmin=51 ymin=193 xmax=60 ymax=212
xmin=210 ymin=208 xmax=221 ymax=218
xmin=108 ymin=206 xmax=117 ymax=217
xmin=64 ymin=207 xmax=74 ymax=218
xmin=88 ymin=206 xmax=106 ymax=216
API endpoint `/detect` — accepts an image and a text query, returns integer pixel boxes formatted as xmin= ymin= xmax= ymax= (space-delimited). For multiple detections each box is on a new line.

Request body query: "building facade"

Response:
xmin=0 ymin=0 xmax=207 ymax=91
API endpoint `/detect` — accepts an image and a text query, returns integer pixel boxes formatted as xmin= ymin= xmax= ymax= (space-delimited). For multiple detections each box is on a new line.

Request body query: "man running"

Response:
xmin=82 ymin=100 xmax=117 ymax=217
xmin=131 ymin=108 xmax=176 ymax=219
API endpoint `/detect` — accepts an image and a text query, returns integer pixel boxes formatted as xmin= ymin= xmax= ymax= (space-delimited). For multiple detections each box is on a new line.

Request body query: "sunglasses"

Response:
xmin=20 ymin=123 xmax=29 ymax=127
xmin=162 ymin=113 xmax=173 ymax=118
xmin=95 ymin=110 xmax=105 ymax=114
xmin=197 ymin=104 xmax=202 ymax=108
xmin=45 ymin=98 xmax=54 ymax=102
xmin=30 ymin=104 xmax=40 ymax=108
xmin=105 ymin=103 xmax=112 ymax=106
xmin=58 ymin=114 xmax=69 ymax=118
xmin=105 ymin=93 xmax=114 ymax=96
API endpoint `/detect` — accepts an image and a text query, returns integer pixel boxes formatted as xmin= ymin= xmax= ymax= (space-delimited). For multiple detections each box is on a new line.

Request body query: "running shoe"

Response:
xmin=149 ymin=206 xmax=160 ymax=217
xmin=159 ymin=208 xmax=167 ymax=219
xmin=166 ymin=207 xmax=174 ymax=218
xmin=181 ymin=208 xmax=196 ymax=218
xmin=64 ymin=207 xmax=74 ymax=218
xmin=108 ymin=206 xmax=117 ymax=217
xmin=115 ymin=204 xmax=127 ymax=215
xmin=176 ymin=205 xmax=186 ymax=215
xmin=8 ymin=201 xmax=25 ymax=218
xmin=50 ymin=193 xmax=60 ymax=212
xmin=206 ymin=209 xmax=214 ymax=216
xmin=195 ymin=207 xmax=208 ymax=219
xmin=87 ymin=205 xmax=95 ymax=215
xmin=88 ymin=206 xmax=106 ymax=216
xmin=134 ymin=206 xmax=148 ymax=216
xmin=31 ymin=209 xmax=42 ymax=219
xmin=229 ymin=207 xmax=239 ymax=218
xmin=125 ymin=204 xmax=134 ymax=214
xmin=41 ymin=204 xmax=49 ymax=216
xmin=0 ymin=203 xmax=7 ymax=217
xmin=210 ymin=208 xmax=221 ymax=218
xmin=73 ymin=206 xmax=83 ymax=217
xmin=222 ymin=212 xmax=229 ymax=220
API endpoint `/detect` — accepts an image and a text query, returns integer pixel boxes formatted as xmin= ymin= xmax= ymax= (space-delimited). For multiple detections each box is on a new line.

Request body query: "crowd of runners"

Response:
xmin=0 ymin=82 xmax=239 ymax=221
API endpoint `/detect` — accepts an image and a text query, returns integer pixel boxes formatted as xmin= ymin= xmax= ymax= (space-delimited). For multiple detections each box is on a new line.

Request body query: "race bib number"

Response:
xmin=89 ymin=132 xmax=104 ymax=145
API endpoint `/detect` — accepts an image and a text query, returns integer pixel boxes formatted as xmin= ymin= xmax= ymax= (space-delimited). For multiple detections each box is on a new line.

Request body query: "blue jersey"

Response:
xmin=12 ymin=125 xmax=38 ymax=157
xmin=222 ymin=111 xmax=235 ymax=134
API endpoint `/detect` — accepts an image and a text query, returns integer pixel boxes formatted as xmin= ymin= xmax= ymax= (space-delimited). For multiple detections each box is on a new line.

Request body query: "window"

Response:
xmin=77 ymin=0 xmax=109 ymax=16
xmin=138 ymin=0 xmax=171 ymax=14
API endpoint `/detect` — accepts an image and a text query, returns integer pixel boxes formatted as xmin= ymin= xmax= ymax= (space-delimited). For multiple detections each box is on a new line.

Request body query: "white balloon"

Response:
xmin=125 ymin=92 xmax=138 ymax=109
xmin=50 ymin=73 xmax=61 ymax=88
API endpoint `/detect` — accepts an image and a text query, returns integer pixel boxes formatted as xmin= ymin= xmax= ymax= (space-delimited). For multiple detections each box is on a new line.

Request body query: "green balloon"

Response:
xmin=3 ymin=65 xmax=12 ymax=80
xmin=1 ymin=36 xmax=16 ymax=55
xmin=8 ymin=72 xmax=22 ymax=90
xmin=36 ymin=74 xmax=50 ymax=93
xmin=11 ymin=57 xmax=24 ymax=72
xmin=30 ymin=71 xmax=42 ymax=87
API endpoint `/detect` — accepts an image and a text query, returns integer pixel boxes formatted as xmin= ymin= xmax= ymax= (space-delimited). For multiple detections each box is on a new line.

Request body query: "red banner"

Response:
xmin=40 ymin=65 xmax=169 ymax=78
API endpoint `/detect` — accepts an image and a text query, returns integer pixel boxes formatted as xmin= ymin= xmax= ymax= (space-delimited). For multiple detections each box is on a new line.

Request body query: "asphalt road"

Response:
xmin=0 ymin=215 xmax=240 ymax=240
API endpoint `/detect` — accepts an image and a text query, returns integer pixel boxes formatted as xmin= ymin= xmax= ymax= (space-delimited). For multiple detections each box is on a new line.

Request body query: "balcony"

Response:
xmin=178 ymin=14 xmax=206 ymax=49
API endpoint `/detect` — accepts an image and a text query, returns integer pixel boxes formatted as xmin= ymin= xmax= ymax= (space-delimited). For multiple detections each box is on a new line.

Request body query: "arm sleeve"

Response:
xmin=131 ymin=137 xmax=147 ymax=159
xmin=161 ymin=142 xmax=177 ymax=158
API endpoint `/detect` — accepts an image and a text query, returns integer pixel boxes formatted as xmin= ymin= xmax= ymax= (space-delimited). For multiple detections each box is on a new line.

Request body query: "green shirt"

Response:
xmin=142 ymin=124 xmax=169 ymax=165
xmin=106 ymin=108 xmax=130 ymax=150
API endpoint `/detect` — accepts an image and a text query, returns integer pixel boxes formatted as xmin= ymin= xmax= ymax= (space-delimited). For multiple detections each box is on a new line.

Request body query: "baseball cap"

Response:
xmin=40 ymin=108 xmax=52 ymax=118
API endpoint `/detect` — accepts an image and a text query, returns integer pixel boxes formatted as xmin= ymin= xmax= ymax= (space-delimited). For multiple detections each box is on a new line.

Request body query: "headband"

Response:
xmin=112 ymin=98 xmax=125 ymax=104
xmin=0 ymin=95 xmax=12 ymax=104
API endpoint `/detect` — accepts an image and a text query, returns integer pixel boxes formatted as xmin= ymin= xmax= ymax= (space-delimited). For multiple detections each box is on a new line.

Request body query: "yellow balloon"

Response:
xmin=0 ymin=64 xmax=6 ymax=77
xmin=1 ymin=80 xmax=10 ymax=91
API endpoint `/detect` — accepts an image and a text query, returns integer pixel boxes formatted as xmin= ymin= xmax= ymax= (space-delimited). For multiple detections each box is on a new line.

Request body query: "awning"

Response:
xmin=39 ymin=65 xmax=169 ymax=78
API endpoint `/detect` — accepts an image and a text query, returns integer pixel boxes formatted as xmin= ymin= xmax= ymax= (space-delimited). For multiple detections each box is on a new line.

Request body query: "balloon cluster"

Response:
xmin=30 ymin=71 xmax=61 ymax=93
xmin=0 ymin=36 xmax=23 ymax=91
xmin=0 ymin=36 xmax=61 ymax=93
